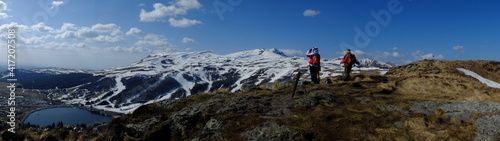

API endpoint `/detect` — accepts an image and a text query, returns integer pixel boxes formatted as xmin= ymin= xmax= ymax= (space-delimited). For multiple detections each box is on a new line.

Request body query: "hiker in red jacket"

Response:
xmin=340 ymin=49 xmax=360 ymax=81
xmin=306 ymin=47 xmax=321 ymax=84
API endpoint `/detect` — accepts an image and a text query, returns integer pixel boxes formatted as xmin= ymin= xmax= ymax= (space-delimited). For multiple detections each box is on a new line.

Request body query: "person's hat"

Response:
xmin=346 ymin=49 xmax=351 ymax=53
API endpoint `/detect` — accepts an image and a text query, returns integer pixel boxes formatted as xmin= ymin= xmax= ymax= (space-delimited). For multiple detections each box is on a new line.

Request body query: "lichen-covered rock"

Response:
xmin=196 ymin=118 xmax=225 ymax=140
xmin=241 ymin=84 xmax=257 ymax=92
xmin=377 ymin=104 xmax=409 ymax=115
xmin=355 ymin=97 xmax=373 ymax=104
xmin=216 ymin=96 xmax=269 ymax=115
xmin=474 ymin=115 xmax=500 ymax=141
xmin=439 ymin=101 xmax=500 ymax=121
xmin=169 ymin=99 xmax=223 ymax=131
xmin=242 ymin=122 xmax=297 ymax=141
xmin=124 ymin=117 xmax=160 ymax=137
xmin=409 ymin=101 xmax=439 ymax=116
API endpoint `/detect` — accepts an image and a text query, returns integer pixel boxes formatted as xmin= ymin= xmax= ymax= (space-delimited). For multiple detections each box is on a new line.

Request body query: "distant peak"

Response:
xmin=255 ymin=48 xmax=287 ymax=57
xmin=269 ymin=48 xmax=287 ymax=57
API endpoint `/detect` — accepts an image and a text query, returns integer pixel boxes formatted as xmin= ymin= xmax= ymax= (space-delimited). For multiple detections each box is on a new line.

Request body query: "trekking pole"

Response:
xmin=291 ymin=71 xmax=302 ymax=98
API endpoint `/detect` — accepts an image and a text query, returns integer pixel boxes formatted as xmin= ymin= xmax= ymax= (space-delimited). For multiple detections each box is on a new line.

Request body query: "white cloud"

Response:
xmin=76 ymin=27 xmax=99 ymax=38
xmin=126 ymin=27 xmax=143 ymax=36
xmin=181 ymin=37 xmax=196 ymax=43
xmin=140 ymin=3 xmax=187 ymax=22
xmin=380 ymin=52 xmax=401 ymax=58
xmin=18 ymin=35 xmax=52 ymax=45
xmin=105 ymin=46 xmax=150 ymax=53
xmin=91 ymin=23 xmax=119 ymax=33
xmin=31 ymin=22 xmax=54 ymax=33
xmin=0 ymin=22 xmax=30 ymax=32
xmin=412 ymin=51 xmax=444 ymax=60
xmin=23 ymin=41 xmax=86 ymax=50
xmin=143 ymin=34 xmax=164 ymax=40
xmin=86 ymin=35 xmax=124 ymax=43
xmin=421 ymin=53 xmax=444 ymax=60
xmin=0 ymin=13 xmax=8 ymax=19
xmin=392 ymin=52 xmax=401 ymax=57
xmin=53 ymin=23 xmax=123 ymax=42
xmin=353 ymin=50 xmax=365 ymax=55
xmin=59 ymin=23 xmax=77 ymax=31
xmin=393 ymin=47 xmax=398 ymax=50
xmin=51 ymin=1 xmax=64 ymax=9
xmin=139 ymin=0 xmax=202 ymax=22
xmin=370 ymin=51 xmax=403 ymax=61
xmin=0 ymin=22 xmax=179 ymax=70
xmin=303 ymin=9 xmax=320 ymax=17
xmin=0 ymin=1 xmax=10 ymax=19
xmin=279 ymin=49 xmax=304 ymax=57
xmin=452 ymin=46 xmax=465 ymax=51
xmin=135 ymin=34 xmax=172 ymax=47
xmin=55 ymin=31 xmax=77 ymax=39
xmin=135 ymin=40 xmax=170 ymax=47
xmin=168 ymin=18 xmax=202 ymax=27
xmin=51 ymin=42 xmax=85 ymax=49
xmin=0 ymin=1 xmax=6 ymax=11
xmin=176 ymin=0 xmax=202 ymax=9
xmin=111 ymin=30 xmax=123 ymax=36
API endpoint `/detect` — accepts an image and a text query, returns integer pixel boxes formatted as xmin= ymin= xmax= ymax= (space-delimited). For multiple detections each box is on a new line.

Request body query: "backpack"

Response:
xmin=343 ymin=54 xmax=358 ymax=65
xmin=312 ymin=54 xmax=321 ymax=65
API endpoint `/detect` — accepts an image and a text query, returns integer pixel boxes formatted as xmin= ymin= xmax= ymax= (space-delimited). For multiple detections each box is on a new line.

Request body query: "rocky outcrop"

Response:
xmin=242 ymin=122 xmax=297 ymax=141
xmin=474 ymin=115 xmax=500 ymax=141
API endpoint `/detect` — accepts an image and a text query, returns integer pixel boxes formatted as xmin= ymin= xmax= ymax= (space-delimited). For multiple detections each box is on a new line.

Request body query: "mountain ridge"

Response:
xmin=2 ymin=48 xmax=395 ymax=113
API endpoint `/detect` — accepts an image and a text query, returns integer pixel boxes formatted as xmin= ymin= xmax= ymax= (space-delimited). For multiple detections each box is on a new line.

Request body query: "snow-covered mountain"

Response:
xmin=2 ymin=48 xmax=395 ymax=113
xmin=357 ymin=58 xmax=396 ymax=69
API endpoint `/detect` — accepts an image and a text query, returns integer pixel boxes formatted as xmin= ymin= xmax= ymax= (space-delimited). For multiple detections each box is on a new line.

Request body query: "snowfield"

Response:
xmin=457 ymin=68 xmax=500 ymax=89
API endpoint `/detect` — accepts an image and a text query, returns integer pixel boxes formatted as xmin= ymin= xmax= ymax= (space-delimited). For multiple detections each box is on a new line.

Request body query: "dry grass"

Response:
xmin=386 ymin=60 xmax=500 ymax=103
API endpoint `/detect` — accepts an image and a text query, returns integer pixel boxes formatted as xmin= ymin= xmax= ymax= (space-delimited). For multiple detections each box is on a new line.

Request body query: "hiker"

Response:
xmin=306 ymin=47 xmax=321 ymax=84
xmin=340 ymin=49 xmax=360 ymax=81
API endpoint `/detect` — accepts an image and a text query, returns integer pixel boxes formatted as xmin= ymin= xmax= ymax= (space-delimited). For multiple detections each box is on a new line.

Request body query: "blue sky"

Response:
xmin=0 ymin=0 xmax=499 ymax=70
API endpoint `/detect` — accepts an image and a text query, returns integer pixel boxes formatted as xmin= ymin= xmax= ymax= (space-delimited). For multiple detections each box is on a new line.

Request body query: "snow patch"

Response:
xmin=457 ymin=68 xmax=500 ymax=89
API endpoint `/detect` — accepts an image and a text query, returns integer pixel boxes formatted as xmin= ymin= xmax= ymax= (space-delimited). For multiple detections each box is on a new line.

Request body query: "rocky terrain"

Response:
xmin=2 ymin=60 xmax=499 ymax=141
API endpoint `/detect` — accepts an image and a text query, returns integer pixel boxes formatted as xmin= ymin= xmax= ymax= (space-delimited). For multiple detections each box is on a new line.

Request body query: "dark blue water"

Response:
xmin=24 ymin=107 xmax=113 ymax=126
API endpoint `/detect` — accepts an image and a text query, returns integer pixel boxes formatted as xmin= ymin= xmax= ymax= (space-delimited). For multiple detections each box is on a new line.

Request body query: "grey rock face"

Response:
xmin=204 ymin=118 xmax=224 ymax=131
xmin=242 ymin=122 xmax=296 ymax=141
xmin=355 ymin=97 xmax=373 ymax=104
xmin=409 ymin=101 xmax=439 ymax=116
xmin=474 ymin=115 xmax=500 ymax=141
xmin=170 ymin=99 xmax=224 ymax=131
xmin=439 ymin=101 xmax=500 ymax=121
xmin=124 ymin=117 xmax=160 ymax=137
xmin=197 ymin=118 xmax=225 ymax=140
xmin=377 ymin=104 xmax=409 ymax=115
xmin=241 ymin=84 xmax=257 ymax=92
xmin=410 ymin=101 xmax=500 ymax=140
xmin=216 ymin=96 xmax=269 ymax=115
